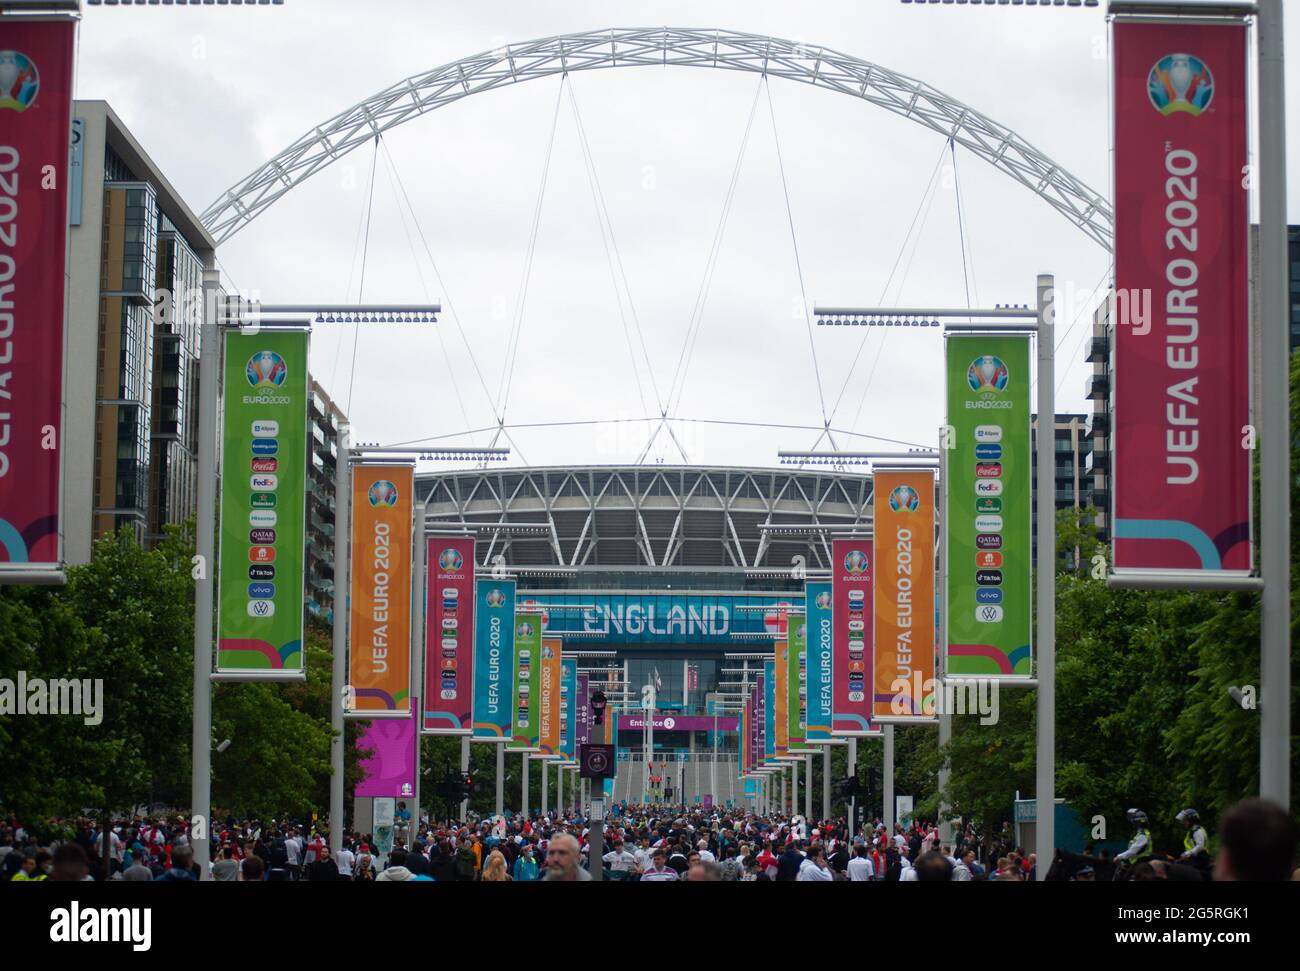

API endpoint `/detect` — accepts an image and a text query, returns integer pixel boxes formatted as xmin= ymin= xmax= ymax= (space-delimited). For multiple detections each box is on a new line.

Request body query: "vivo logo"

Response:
xmin=248 ymin=582 xmax=276 ymax=599
xmin=975 ymin=425 xmax=1003 ymax=443
xmin=976 ymin=587 xmax=1003 ymax=605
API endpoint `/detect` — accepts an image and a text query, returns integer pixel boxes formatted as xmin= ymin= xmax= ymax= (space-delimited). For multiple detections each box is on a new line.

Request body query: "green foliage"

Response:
xmin=918 ymin=355 xmax=1300 ymax=847
xmin=1 ymin=526 xmax=365 ymax=829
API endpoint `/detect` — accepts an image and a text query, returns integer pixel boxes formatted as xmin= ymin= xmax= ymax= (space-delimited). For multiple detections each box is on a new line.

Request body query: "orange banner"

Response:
xmin=872 ymin=470 xmax=936 ymax=720
xmin=348 ymin=465 xmax=414 ymax=712
xmin=539 ymin=636 xmax=562 ymax=756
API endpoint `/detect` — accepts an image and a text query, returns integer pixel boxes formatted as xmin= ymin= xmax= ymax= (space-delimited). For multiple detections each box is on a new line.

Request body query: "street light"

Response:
xmin=813 ymin=278 xmax=1056 ymax=872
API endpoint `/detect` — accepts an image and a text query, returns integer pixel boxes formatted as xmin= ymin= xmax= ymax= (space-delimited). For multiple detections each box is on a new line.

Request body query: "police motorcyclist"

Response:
xmin=1115 ymin=808 xmax=1152 ymax=864
xmin=1175 ymin=809 xmax=1208 ymax=868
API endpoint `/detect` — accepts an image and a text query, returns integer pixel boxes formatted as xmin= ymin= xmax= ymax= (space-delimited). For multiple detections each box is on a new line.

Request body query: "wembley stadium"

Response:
xmin=415 ymin=464 xmax=874 ymax=801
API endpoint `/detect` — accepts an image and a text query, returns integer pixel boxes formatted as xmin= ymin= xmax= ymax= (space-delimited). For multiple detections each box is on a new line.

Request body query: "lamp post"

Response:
xmin=190 ymin=299 xmax=439 ymax=879
xmin=814 ymin=278 xmax=1055 ymax=876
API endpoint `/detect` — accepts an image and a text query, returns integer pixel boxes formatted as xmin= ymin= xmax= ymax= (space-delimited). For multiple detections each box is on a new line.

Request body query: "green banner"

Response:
xmin=216 ymin=329 xmax=310 ymax=672
xmin=788 ymin=615 xmax=808 ymax=747
xmin=510 ymin=613 xmax=542 ymax=748
xmin=944 ymin=334 xmax=1032 ymax=677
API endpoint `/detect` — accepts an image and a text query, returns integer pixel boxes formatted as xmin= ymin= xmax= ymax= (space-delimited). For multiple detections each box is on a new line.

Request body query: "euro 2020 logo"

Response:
xmin=1148 ymin=53 xmax=1214 ymax=117
xmin=815 ymin=591 xmax=831 ymax=610
xmin=246 ymin=350 xmax=288 ymax=389
xmin=438 ymin=548 xmax=464 ymax=572
xmin=485 ymin=589 xmax=506 ymax=608
xmin=0 ymin=51 xmax=39 ymax=112
xmin=368 ymin=480 xmax=398 ymax=508
xmin=888 ymin=484 xmax=921 ymax=514
xmin=843 ymin=550 xmax=869 ymax=575
xmin=967 ymin=356 xmax=1009 ymax=395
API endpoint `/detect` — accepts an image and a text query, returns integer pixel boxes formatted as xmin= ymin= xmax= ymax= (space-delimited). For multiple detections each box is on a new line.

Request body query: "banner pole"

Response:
xmin=410 ymin=496 xmax=424 ymax=829
xmin=495 ymin=742 xmax=504 ymax=817
xmin=884 ymin=725 xmax=895 ymax=833
xmin=1258 ymin=0 xmax=1292 ymax=811
xmin=459 ymin=737 xmax=470 ymax=820
xmin=822 ymin=745 xmax=831 ymax=822
xmin=1035 ymin=273 xmax=1057 ymax=879
xmin=541 ymin=758 xmax=548 ymax=816
xmin=847 ymin=735 xmax=857 ymax=833
xmin=191 ymin=269 xmax=221 ymax=881
xmin=329 ymin=424 xmax=349 ymax=857
xmin=521 ymin=751 xmax=529 ymax=818
xmin=805 ymin=751 xmax=813 ymax=821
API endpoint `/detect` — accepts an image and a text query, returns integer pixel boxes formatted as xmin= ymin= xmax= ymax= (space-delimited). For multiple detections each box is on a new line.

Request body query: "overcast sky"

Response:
xmin=72 ymin=0 xmax=1300 ymax=472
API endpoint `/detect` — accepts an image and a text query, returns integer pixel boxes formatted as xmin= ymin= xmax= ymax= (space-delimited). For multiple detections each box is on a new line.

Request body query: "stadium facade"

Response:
xmin=416 ymin=465 xmax=873 ymax=768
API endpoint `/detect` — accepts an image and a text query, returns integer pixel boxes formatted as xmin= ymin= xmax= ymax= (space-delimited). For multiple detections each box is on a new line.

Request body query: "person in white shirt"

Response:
xmin=336 ymin=843 xmax=355 ymax=879
xmin=696 ymin=839 xmax=716 ymax=863
xmin=847 ymin=844 xmax=875 ymax=881
xmin=899 ymin=848 xmax=918 ymax=881
xmin=797 ymin=846 xmax=834 ymax=881
xmin=603 ymin=840 xmax=639 ymax=877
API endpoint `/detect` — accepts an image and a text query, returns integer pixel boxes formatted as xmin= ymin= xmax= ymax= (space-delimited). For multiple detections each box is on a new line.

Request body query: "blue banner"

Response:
xmin=520 ymin=592 xmax=803 ymax=646
xmin=472 ymin=578 xmax=515 ymax=739
xmin=560 ymin=657 xmax=577 ymax=760
xmin=806 ymin=581 xmax=833 ymax=741
xmin=763 ymin=659 xmax=776 ymax=764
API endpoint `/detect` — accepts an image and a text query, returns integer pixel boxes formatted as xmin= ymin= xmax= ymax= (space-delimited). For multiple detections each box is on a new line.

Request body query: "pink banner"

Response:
xmin=1112 ymin=20 xmax=1251 ymax=575
xmin=831 ymin=538 xmax=873 ymax=734
xmin=0 ymin=19 xmax=76 ymax=570
xmin=356 ymin=699 xmax=417 ymax=798
xmin=423 ymin=536 xmax=475 ymax=732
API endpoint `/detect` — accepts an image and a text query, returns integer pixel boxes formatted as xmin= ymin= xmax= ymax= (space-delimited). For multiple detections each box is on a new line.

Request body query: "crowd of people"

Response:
xmin=1 ymin=797 xmax=1295 ymax=882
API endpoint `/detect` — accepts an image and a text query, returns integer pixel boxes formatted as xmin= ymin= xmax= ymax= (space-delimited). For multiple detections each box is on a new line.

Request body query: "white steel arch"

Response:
xmin=200 ymin=27 xmax=1113 ymax=249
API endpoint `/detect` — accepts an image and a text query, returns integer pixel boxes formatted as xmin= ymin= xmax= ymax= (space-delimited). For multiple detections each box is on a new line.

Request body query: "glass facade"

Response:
xmin=93 ymin=184 xmax=159 ymax=542
xmin=148 ymin=229 xmax=204 ymax=544
xmin=305 ymin=380 xmax=344 ymax=621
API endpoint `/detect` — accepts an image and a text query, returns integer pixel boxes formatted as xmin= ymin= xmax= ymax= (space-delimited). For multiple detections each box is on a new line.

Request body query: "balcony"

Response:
xmin=1086 ymin=336 xmax=1109 ymax=363
xmin=1086 ymin=412 xmax=1110 ymax=437
xmin=1086 ymin=374 xmax=1110 ymax=400
xmin=1092 ymin=490 xmax=1110 ymax=510
xmin=1087 ymin=451 xmax=1110 ymax=475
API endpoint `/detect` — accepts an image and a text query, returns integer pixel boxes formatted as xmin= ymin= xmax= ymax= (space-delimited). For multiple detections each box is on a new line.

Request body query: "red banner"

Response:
xmin=831 ymin=538 xmax=874 ymax=735
xmin=0 ymin=20 xmax=75 ymax=571
xmin=1112 ymin=19 xmax=1251 ymax=576
xmin=422 ymin=536 xmax=475 ymax=733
